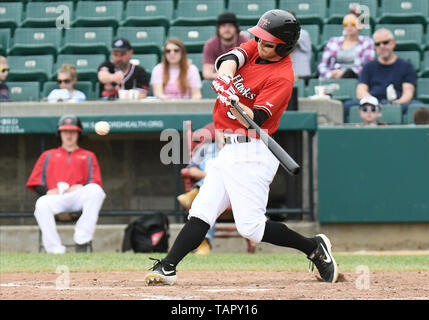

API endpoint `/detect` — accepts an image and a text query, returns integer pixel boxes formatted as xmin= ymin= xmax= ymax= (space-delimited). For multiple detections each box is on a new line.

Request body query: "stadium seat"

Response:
xmin=201 ymin=80 xmax=217 ymax=99
xmin=6 ymin=81 xmax=40 ymax=102
xmin=307 ymin=78 xmax=358 ymax=101
xmin=8 ymin=28 xmax=62 ymax=56
xmin=21 ymin=2 xmax=74 ymax=28
xmin=187 ymin=52 xmax=203 ymax=74
xmin=395 ymin=51 xmax=421 ymax=73
xmin=116 ymin=26 xmax=165 ymax=56
xmin=348 ymin=104 xmax=403 ymax=124
xmin=41 ymin=81 xmax=94 ymax=100
xmin=320 ymin=24 xmax=372 ymax=51
xmin=421 ymin=51 xmax=429 ymax=77
xmin=61 ymin=27 xmax=113 ymax=56
xmin=375 ymin=24 xmax=423 ymax=52
xmin=0 ymin=2 xmax=23 ymax=30
xmin=301 ymin=24 xmax=320 ymax=53
xmin=172 ymin=0 xmax=225 ymax=26
xmin=121 ymin=1 xmax=174 ymax=28
xmin=0 ymin=29 xmax=11 ymax=56
xmin=278 ymin=0 xmax=327 ymax=26
xmin=130 ymin=54 xmax=159 ymax=76
xmin=294 ymin=78 xmax=306 ymax=98
xmin=228 ymin=0 xmax=276 ymax=25
xmin=378 ymin=0 xmax=428 ymax=25
xmin=327 ymin=0 xmax=378 ymax=26
xmin=168 ymin=26 xmax=216 ymax=53
xmin=7 ymin=55 xmax=54 ymax=84
xmin=403 ymin=104 xmax=429 ymax=124
xmin=55 ymin=54 xmax=106 ymax=82
xmin=72 ymin=1 xmax=123 ymax=28
xmin=417 ymin=78 xmax=429 ymax=103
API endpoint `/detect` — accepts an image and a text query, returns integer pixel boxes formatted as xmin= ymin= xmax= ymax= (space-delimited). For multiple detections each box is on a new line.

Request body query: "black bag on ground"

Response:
xmin=122 ymin=214 xmax=169 ymax=253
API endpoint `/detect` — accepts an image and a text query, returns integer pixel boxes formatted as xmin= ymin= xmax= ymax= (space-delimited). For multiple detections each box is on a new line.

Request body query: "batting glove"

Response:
xmin=211 ymin=74 xmax=232 ymax=95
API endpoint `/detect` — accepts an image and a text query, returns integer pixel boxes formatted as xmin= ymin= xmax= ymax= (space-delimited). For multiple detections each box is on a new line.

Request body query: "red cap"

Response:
xmin=58 ymin=124 xmax=82 ymax=132
xmin=248 ymin=25 xmax=286 ymax=44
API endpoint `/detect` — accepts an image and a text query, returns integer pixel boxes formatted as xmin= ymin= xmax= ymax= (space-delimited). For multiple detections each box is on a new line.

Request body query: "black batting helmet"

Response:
xmin=57 ymin=114 xmax=83 ymax=133
xmin=248 ymin=9 xmax=301 ymax=57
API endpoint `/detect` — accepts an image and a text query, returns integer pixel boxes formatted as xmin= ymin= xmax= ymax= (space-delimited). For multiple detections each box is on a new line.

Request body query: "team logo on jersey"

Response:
xmin=231 ymin=74 xmax=256 ymax=100
xmin=266 ymin=101 xmax=274 ymax=108
xmin=77 ymin=155 xmax=87 ymax=160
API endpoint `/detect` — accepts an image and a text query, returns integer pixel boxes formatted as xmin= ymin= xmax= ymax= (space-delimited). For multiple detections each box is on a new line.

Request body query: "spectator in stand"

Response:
xmin=288 ymin=11 xmax=312 ymax=80
xmin=413 ymin=108 xmax=429 ymax=125
xmin=0 ymin=56 xmax=10 ymax=101
xmin=150 ymin=37 xmax=202 ymax=100
xmin=355 ymin=96 xmax=387 ymax=127
xmin=318 ymin=11 xmax=374 ymax=80
xmin=202 ymin=12 xmax=249 ymax=80
xmin=343 ymin=28 xmax=422 ymax=120
xmin=98 ymin=38 xmax=149 ymax=100
xmin=26 ymin=115 xmax=106 ymax=254
xmin=47 ymin=64 xmax=86 ymax=102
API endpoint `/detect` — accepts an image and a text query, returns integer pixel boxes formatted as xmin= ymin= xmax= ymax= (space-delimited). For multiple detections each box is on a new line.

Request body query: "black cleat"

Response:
xmin=75 ymin=241 xmax=92 ymax=253
xmin=144 ymin=258 xmax=177 ymax=285
xmin=307 ymin=234 xmax=339 ymax=283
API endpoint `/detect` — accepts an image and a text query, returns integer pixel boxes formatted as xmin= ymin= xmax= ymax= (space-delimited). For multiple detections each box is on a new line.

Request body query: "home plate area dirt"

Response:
xmin=1 ymin=271 xmax=428 ymax=300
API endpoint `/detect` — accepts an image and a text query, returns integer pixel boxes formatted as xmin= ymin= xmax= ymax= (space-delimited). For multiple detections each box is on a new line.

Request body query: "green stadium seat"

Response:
xmin=7 ymin=55 xmax=53 ymax=84
xmin=0 ymin=29 xmax=11 ymax=56
xmin=168 ymin=26 xmax=216 ymax=53
xmin=301 ymin=24 xmax=320 ymax=53
xmin=8 ymin=28 xmax=62 ymax=56
xmin=378 ymin=0 xmax=428 ymax=25
xmin=395 ymin=51 xmax=421 ymax=73
xmin=121 ymin=1 xmax=174 ymax=28
xmin=116 ymin=26 xmax=165 ymax=56
xmin=6 ymin=81 xmax=40 ymax=102
xmin=73 ymin=1 xmax=123 ymax=28
xmin=320 ymin=24 xmax=372 ymax=51
xmin=55 ymin=54 xmax=106 ymax=82
xmin=421 ymin=51 xmax=429 ymax=77
xmin=187 ymin=52 xmax=203 ymax=74
xmin=130 ymin=54 xmax=159 ymax=76
xmin=228 ymin=0 xmax=276 ymax=25
xmin=417 ymin=78 xmax=429 ymax=103
xmin=61 ymin=27 xmax=113 ymax=56
xmin=0 ymin=2 xmax=23 ymax=30
xmin=293 ymin=78 xmax=306 ymax=98
xmin=375 ymin=24 xmax=423 ymax=52
xmin=403 ymin=104 xmax=429 ymax=124
xmin=278 ymin=0 xmax=327 ymax=26
xmin=201 ymin=80 xmax=217 ymax=99
xmin=327 ymin=0 xmax=378 ymax=26
xmin=348 ymin=104 xmax=403 ymax=124
xmin=307 ymin=78 xmax=358 ymax=101
xmin=22 ymin=2 xmax=74 ymax=28
xmin=172 ymin=0 xmax=225 ymax=26
xmin=41 ymin=81 xmax=94 ymax=100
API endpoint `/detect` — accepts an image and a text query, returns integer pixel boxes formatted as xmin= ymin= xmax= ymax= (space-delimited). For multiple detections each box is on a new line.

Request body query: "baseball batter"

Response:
xmin=145 ymin=10 xmax=338 ymax=284
xmin=26 ymin=115 xmax=106 ymax=253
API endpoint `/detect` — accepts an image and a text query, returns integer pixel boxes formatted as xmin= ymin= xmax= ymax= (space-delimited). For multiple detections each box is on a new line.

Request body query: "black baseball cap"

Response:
xmin=112 ymin=38 xmax=132 ymax=52
xmin=217 ymin=12 xmax=238 ymax=25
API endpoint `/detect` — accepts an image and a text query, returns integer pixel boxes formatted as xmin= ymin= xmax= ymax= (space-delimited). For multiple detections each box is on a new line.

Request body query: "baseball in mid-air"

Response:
xmin=94 ymin=121 xmax=110 ymax=135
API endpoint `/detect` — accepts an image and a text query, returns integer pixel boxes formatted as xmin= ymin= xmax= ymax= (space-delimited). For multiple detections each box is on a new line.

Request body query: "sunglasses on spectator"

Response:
xmin=0 ymin=67 xmax=10 ymax=73
xmin=57 ymin=79 xmax=72 ymax=84
xmin=375 ymin=39 xmax=391 ymax=47
xmin=343 ymin=21 xmax=357 ymax=27
xmin=257 ymin=39 xmax=276 ymax=48
xmin=165 ymin=48 xmax=180 ymax=54
xmin=360 ymin=105 xmax=380 ymax=112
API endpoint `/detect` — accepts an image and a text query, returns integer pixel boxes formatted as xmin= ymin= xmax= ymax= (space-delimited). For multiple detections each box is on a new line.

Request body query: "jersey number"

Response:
xmin=227 ymin=110 xmax=236 ymax=120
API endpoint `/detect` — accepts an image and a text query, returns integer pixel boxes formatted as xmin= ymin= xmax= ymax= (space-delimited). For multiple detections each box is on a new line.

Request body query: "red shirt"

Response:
xmin=213 ymin=39 xmax=295 ymax=136
xmin=26 ymin=147 xmax=103 ymax=192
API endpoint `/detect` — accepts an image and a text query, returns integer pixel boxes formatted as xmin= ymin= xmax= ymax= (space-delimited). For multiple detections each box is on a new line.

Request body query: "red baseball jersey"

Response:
xmin=213 ymin=38 xmax=295 ymax=136
xmin=26 ymin=147 xmax=103 ymax=192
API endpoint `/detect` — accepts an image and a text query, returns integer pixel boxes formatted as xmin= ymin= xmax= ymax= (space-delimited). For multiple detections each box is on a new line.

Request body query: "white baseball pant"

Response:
xmin=189 ymin=135 xmax=279 ymax=243
xmin=34 ymin=183 xmax=106 ymax=253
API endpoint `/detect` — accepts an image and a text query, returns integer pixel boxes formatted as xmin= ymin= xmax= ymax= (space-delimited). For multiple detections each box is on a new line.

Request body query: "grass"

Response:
xmin=1 ymin=253 xmax=429 ymax=273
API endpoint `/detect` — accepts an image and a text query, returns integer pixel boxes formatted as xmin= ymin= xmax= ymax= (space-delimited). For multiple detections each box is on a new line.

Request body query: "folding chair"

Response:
xmin=181 ymin=120 xmax=256 ymax=253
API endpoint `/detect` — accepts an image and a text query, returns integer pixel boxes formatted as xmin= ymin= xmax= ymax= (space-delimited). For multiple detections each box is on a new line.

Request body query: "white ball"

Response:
xmin=94 ymin=121 xmax=110 ymax=135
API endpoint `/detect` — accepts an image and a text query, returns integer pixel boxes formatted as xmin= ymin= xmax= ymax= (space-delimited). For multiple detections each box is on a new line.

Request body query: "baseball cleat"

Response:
xmin=307 ymin=234 xmax=339 ymax=283
xmin=145 ymin=258 xmax=177 ymax=286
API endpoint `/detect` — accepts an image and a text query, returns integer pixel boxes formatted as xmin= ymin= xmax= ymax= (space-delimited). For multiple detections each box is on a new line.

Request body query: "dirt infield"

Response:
xmin=1 ymin=271 xmax=428 ymax=300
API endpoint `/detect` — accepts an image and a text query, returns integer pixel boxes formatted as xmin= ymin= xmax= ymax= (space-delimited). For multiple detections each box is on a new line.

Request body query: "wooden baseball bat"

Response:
xmin=231 ymin=100 xmax=300 ymax=176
